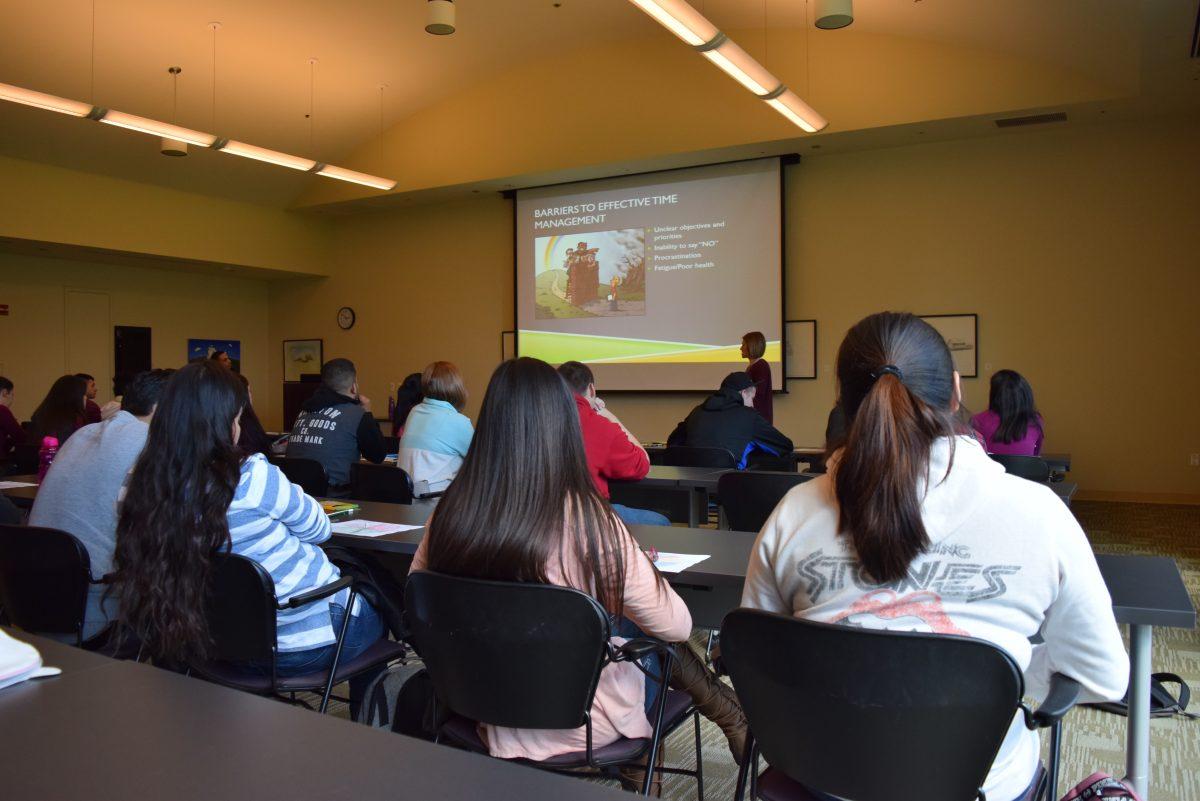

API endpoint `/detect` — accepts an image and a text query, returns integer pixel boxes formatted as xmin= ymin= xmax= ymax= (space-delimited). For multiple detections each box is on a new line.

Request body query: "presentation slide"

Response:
xmin=515 ymin=158 xmax=783 ymax=392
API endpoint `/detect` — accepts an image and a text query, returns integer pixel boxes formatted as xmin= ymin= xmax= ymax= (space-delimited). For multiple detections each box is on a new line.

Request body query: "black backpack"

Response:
xmin=360 ymin=662 xmax=447 ymax=739
xmin=323 ymin=546 xmax=409 ymax=641
xmin=1088 ymin=673 xmax=1195 ymax=719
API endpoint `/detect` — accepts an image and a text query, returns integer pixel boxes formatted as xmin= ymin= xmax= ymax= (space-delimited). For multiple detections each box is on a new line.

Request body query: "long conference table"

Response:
xmin=326 ymin=499 xmax=1193 ymax=801
xmin=0 ymin=627 xmax=628 ymax=800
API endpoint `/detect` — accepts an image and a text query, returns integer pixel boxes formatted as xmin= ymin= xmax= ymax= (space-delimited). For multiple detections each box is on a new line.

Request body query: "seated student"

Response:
xmin=557 ymin=361 xmax=668 ymax=527
xmin=29 ymin=375 xmax=87 ymax=446
xmin=391 ymin=372 xmax=422 ymax=437
xmin=397 ymin=362 xmax=473 ymax=495
xmin=0 ymin=376 xmax=27 ymax=459
xmin=29 ymin=369 xmax=173 ymax=641
xmin=741 ymin=312 xmax=1127 ymax=801
xmin=112 ymin=362 xmax=386 ymax=694
xmin=667 ymin=372 xmax=793 ymax=468
xmin=972 ymin=369 xmax=1045 ymax=456
xmin=75 ymin=373 xmax=102 ymax=424
xmin=286 ymin=358 xmax=386 ymax=493
xmin=210 ymin=350 xmax=234 ymax=370
xmin=99 ymin=374 xmax=129 ymax=422
xmin=234 ymin=374 xmax=273 ymax=457
xmin=410 ymin=357 xmax=745 ymax=774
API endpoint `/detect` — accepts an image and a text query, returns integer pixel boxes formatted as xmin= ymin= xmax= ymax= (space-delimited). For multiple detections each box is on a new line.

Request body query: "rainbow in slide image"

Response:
xmin=519 ymin=330 xmax=781 ymax=365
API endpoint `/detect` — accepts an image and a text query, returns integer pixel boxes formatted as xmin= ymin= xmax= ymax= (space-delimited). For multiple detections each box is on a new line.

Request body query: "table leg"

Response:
xmin=687 ymin=489 xmax=701 ymax=528
xmin=1125 ymin=624 xmax=1152 ymax=799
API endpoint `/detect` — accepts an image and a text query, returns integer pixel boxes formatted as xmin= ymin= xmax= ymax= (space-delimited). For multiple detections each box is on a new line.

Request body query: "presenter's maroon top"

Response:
xmin=746 ymin=359 xmax=773 ymax=423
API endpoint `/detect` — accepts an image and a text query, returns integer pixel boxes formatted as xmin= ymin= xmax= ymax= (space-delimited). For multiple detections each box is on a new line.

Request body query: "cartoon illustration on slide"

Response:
xmin=535 ymin=229 xmax=646 ymax=319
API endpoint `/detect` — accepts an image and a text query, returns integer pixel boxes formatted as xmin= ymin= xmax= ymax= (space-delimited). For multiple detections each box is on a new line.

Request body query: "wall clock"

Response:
xmin=337 ymin=306 xmax=356 ymax=330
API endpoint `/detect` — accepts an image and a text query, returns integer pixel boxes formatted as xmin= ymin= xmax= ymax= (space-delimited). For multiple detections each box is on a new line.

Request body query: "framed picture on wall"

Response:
xmin=283 ymin=339 xmax=323 ymax=381
xmin=188 ymin=338 xmax=241 ymax=372
xmin=919 ymin=314 xmax=978 ymax=378
xmin=784 ymin=320 xmax=817 ymax=380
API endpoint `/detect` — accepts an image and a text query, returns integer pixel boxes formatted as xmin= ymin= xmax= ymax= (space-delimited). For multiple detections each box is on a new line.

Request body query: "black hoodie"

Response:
xmin=285 ymin=385 xmax=386 ymax=487
xmin=666 ymin=387 xmax=793 ymax=468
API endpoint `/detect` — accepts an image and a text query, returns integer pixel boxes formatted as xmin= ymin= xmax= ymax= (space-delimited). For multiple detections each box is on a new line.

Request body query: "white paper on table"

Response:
xmin=0 ymin=481 xmax=37 ymax=489
xmin=329 ymin=520 xmax=423 ymax=537
xmin=652 ymin=552 xmax=710 ymax=574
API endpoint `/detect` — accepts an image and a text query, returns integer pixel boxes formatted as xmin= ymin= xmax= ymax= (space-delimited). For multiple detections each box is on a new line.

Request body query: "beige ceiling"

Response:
xmin=0 ymin=0 xmax=1196 ymax=208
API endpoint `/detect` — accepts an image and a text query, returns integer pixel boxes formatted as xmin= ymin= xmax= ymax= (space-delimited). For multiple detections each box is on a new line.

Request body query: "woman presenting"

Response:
xmin=741 ymin=331 xmax=772 ymax=423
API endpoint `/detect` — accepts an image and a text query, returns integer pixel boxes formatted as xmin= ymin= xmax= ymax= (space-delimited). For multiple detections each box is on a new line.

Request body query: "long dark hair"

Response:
xmin=393 ymin=372 xmax=423 ymax=430
xmin=424 ymin=357 xmax=656 ymax=616
xmin=30 ymin=375 xmax=86 ymax=443
xmin=834 ymin=312 xmax=965 ymax=583
xmin=988 ymin=369 xmax=1040 ymax=443
xmin=234 ymin=373 xmax=272 ymax=456
xmin=112 ymin=361 xmax=247 ymax=661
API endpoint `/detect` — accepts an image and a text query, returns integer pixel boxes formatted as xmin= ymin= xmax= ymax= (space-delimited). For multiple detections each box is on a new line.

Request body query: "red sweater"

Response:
xmin=747 ymin=359 xmax=773 ymax=423
xmin=573 ymin=394 xmax=649 ymax=498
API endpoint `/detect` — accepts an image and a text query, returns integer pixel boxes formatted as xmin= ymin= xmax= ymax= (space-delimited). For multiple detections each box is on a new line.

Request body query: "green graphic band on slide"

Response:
xmin=518 ymin=330 xmax=780 ymax=365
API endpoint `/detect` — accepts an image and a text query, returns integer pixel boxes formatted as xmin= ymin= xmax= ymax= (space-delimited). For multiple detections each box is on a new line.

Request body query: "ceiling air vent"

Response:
xmin=993 ymin=112 xmax=1068 ymax=129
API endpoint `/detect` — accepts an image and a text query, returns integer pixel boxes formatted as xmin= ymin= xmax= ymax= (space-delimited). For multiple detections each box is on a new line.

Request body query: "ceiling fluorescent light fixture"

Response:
xmin=0 ymin=81 xmax=92 ymax=117
xmin=316 ymin=165 xmax=397 ymax=191
xmin=218 ymin=140 xmax=316 ymax=171
xmin=99 ymin=109 xmax=217 ymax=147
xmin=0 ymin=80 xmax=398 ymax=191
xmin=626 ymin=0 xmax=827 ymax=133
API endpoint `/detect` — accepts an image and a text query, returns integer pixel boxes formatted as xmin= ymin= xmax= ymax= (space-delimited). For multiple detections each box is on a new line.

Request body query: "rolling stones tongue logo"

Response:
xmin=832 ymin=589 xmax=970 ymax=635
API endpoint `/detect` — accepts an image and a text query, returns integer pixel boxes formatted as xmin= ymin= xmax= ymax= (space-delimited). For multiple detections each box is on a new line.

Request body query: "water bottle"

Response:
xmin=37 ymin=436 xmax=59 ymax=482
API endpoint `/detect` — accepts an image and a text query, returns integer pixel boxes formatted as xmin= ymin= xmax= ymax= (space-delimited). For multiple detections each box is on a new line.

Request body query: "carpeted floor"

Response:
xmin=327 ymin=501 xmax=1199 ymax=800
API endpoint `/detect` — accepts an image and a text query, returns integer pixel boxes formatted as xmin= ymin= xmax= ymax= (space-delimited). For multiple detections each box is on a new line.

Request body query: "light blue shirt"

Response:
xmin=397 ymin=398 xmax=473 ymax=493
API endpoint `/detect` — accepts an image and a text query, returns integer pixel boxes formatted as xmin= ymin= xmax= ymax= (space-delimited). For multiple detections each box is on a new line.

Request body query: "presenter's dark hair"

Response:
xmin=421 ymin=361 xmax=468 ymax=411
xmin=834 ymin=312 xmax=963 ymax=583
xmin=121 ymin=369 xmax=175 ymax=417
xmin=112 ymin=361 xmax=247 ymax=661
xmin=30 ymin=375 xmax=87 ymax=442
xmin=321 ymin=358 xmax=358 ymax=393
xmin=742 ymin=331 xmax=766 ymax=360
xmin=988 ymin=369 xmax=1040 ymax=444
xmin=423 ymin=357 xmax=662 ymax=617
xmin=557 ymin=361 xmax=595 ymax=395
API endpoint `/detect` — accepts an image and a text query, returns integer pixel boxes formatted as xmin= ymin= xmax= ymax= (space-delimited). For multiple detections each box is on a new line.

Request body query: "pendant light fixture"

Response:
xmin=160 ymin=67 xmax=189 ymax=156
xmin=626 ymin=0 xmax=827 ymax=133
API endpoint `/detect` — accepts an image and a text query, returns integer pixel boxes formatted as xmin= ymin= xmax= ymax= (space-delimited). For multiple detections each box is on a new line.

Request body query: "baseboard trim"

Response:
xmin=1075 ymin=490 xmax=1200 ymax=506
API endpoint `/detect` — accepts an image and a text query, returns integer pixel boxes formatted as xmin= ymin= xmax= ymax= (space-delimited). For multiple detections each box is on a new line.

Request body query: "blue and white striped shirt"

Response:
xmin=227 ymin=454 xmax=348 ymax=652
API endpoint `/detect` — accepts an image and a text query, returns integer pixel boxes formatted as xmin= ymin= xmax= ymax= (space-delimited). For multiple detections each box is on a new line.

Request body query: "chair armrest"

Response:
xmin=1027 ymin=673 xmax=1082 ymax=729
xmin=614 ymin=637 xmax=671 ymax=662
xmin=416 ymin=491 xmax=445 ymax=500
xmin=277 ymin=575 xmax=354 ymax=610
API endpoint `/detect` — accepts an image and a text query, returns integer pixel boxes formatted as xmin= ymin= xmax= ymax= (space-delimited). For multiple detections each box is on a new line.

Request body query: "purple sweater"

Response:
xmin=971 ymin=409 xmax=1044 ymax=456
xmin=746 ymin=359 xmax=773 ymax=424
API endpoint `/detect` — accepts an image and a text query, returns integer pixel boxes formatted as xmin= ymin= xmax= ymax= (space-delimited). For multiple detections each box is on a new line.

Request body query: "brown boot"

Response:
xmin=670 ymin=641 xmax=747 ymax=763
xmin=617 ymin=749 xmax=664 ymax=796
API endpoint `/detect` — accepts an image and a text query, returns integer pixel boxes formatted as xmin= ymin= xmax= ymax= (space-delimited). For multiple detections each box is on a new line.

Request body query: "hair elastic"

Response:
xmin=870 ymin=364 xmax=904 ymax=382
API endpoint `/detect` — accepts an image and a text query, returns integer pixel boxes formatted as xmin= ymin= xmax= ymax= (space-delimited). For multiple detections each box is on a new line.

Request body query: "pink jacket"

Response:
xmin=410 ymin=519 xmax=692 ymax=761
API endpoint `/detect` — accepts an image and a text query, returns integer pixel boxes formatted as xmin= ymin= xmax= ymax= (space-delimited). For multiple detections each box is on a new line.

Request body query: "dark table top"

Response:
xmin=1 ymin=474 xmax=39 ymax=507
xmin=1 ymin=627 xmax=118 ymax=676
xmin=0 ymin=636 xmax=626 ymax=801
xmin=1095 ymin=554 xmax=1197 ymax=629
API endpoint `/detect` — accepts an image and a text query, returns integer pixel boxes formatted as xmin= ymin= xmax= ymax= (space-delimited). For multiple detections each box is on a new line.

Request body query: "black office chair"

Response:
xmin=0 ymin=524 xmax=117 ymax=649
xmin=721 ymin=609 xmax=1079 ymax=801
xmin=350 ymin=462 xmax=414 ymax=504
xmin=187 ymin=554 xmax=407 ymax=713
xmin=661 ymin=446 xmax=737 ymax=469
xmin=10 ymin=442 xmax=39 ymax=475
xmin=717 ymin=472 xmax=814 ymax=533
xmin=405 ymin=571 xmax=704 ymax=798
xmin=268 ymin=456 xmax=329 ymax=497
xmin=990 ymin=455 xmax=1051 ymax=483
xmin=744 ymin=452 xmax=797 ymax=473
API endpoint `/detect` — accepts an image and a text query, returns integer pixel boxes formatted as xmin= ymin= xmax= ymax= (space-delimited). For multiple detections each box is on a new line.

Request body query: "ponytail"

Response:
xmin=833 ymin=313 xmax=962 ymax=584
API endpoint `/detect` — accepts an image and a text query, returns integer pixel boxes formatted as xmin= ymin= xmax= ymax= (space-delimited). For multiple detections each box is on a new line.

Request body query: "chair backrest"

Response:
xmin=661 ymin=446 xmax=737 ymax=469
xmin=405 ymin=571 xmax=610 ymax=729
xmin=0 ymin=525 xmax=91 ymax=639
xmin=717 ymin=471 xmax=814 ymax=532
xmin=201 ymin=553 xmax=278 ymax=664
xmin=350 ymin=462 xmax=413 ymax=504
xmin=10 ymin=442 xmax=39 ymax=474
xmin=721 ymin=609 xmax=1024 ymax=801
xmin=268 ymin=456 xmax=329 ymax=497
xmin=990 ymin=454 xmax=1051 ymax=482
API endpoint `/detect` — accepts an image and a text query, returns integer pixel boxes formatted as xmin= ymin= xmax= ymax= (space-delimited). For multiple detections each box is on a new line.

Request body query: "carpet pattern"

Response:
xmin=326 ymin=501 xmax=1199 ymax=800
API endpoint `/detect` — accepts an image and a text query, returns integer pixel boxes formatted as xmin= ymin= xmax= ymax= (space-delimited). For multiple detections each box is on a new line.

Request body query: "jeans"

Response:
xmin=273 ymin=600 xmax=386 ymax=715
xmin=612 ymin=617 xmax=667 ymax=716
xmin=612 ymin=503 xmax=671 ymax=527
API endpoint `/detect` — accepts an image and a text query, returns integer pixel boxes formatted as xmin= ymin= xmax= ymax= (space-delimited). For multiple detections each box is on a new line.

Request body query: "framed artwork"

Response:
xmin=920 ymin=314 xmax=978 ymax=378
xmin=283 ymin=339 xmax=323 ymax=381
xmin=188 ymin=338 xmax=241 ymax=372
xmin=501 ymin=330 xmax=516 ymax=362
xmin=784 ymin=320 xmax=817 ymax=380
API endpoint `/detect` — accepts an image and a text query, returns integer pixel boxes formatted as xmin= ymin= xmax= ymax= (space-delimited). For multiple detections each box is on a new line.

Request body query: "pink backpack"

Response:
xmin=1060 ymin=772 xmax=1144 ymax=801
